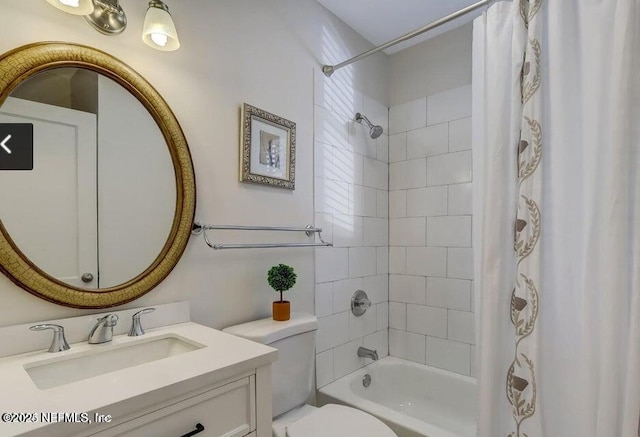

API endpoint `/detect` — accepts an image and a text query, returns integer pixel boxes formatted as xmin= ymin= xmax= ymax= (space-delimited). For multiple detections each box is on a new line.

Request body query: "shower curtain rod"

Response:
xmin=322 ymin=0 xmax=490 ymax=77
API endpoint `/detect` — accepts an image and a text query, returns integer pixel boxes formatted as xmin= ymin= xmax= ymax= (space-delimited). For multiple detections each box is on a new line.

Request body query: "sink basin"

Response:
xmin=24 ymin=335 xmax=204 ymax=389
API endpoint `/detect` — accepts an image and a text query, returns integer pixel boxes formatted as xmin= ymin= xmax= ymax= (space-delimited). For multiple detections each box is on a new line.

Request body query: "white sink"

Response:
xmin=24 ymin=335 xmax=204 ymax=389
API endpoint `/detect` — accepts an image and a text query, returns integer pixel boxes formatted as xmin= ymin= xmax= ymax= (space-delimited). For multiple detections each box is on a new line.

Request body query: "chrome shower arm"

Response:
xmin=355 ymin=112 xmax=374 ymax=128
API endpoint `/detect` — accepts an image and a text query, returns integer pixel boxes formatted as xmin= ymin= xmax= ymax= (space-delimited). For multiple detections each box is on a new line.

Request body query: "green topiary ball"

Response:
xmin=268 ymin=264 xmax=297 ymax=300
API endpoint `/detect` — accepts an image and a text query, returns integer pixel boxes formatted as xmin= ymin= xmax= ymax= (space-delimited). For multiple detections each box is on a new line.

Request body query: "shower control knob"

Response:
xmin=351 ymin=290 xmax=372 ymax=316
xmin=81 ymin=273 xmax=94 ymax=283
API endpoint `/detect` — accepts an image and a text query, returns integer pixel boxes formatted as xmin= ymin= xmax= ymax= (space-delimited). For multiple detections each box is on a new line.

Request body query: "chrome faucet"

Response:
xmin=357 ymin=346 xmax=378 ymax=360
xmin=128 ymin=308 xmax=155 ymax=337
xmin=88 ymin=314 xmax=119 ymax=344
xmin=30 ymin=324 xmax=70 ymax=353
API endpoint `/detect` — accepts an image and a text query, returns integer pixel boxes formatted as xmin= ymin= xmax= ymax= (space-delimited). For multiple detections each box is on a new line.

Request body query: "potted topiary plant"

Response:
xmin=268 ymin=263 xmax=296 ymax=321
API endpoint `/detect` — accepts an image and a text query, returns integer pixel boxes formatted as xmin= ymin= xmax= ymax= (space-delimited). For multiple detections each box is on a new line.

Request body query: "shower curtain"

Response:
xmin=473 ymin=1 xmax=640 ymax=436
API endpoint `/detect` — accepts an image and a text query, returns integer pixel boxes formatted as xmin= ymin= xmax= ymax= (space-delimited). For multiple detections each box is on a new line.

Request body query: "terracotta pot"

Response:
xmin=272 ymin=301 xmax=291 ymax=321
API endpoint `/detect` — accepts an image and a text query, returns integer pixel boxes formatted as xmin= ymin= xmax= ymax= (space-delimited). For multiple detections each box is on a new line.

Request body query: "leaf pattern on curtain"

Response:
xmin=507 ymin=1 xmax=543 ymax=436
xmin=522 ymin=40 xmax=541 ymax=104
xmin=510 ymin=274 xmax=539 ymax=342
xmin=518 ymin=117 xmax=542 ymax=182
xmin=506 ymin=353 xmax=538 ymax=437
xmin=515 ymin=196 xmax=541 ymax=263
xmin=519 ymin=0 xmax=543 ymax=29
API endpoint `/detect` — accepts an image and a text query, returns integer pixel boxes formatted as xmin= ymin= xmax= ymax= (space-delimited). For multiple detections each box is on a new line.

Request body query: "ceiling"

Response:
xmin=315 ymin=0 xmax=483 ymax=55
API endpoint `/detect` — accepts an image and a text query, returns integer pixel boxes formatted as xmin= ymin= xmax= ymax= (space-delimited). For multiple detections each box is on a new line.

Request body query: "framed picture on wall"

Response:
xmin=240 ymin=103 xmax=296 ymax=190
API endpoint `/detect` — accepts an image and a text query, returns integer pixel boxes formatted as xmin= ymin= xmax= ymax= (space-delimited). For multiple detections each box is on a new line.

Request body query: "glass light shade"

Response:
xmin=142 ymin=6 xmax=180 ymax=52
xmin=46 ymin=0 xmax=94 ymax=15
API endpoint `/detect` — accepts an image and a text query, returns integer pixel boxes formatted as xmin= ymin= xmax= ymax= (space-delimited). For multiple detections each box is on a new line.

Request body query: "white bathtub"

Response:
xmin=317 ymin=356 xmax=477 ymax=437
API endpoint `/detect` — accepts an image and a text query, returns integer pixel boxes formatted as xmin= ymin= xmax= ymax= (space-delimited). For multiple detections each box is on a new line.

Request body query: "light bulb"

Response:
xmin=142 ymin=1 xmax=180 ymax=51
xmin=150 ymin=33 xmax=168 ymax=47
xmin=46 ymin=0 xmax=94 ymax=15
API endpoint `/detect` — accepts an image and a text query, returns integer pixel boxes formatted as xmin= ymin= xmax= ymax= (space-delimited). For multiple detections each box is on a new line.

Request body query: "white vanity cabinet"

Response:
xmin=91 ymin=372 xmax=261 ymax=437
xmin=0 ymin=317 xmax=276 ymax=437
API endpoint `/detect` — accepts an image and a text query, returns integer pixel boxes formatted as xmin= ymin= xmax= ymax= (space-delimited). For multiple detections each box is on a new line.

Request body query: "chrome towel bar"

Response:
xmin=191 ymin=222 xmax=333 ymax=250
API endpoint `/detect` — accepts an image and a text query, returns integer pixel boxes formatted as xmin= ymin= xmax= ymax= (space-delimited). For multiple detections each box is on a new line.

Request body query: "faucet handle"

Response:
xmin=97 ymin=313 xmax=119 ymax=327
xmin=30 ymin=324 xmax=70 ymax=353
xmin=128 ymin=307 xmax=155 ymax=337
xmin=88 ymin=314 xmax=119 ymax=344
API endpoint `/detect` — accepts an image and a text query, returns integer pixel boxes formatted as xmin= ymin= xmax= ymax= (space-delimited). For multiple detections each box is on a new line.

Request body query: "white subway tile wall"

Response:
xmin=426 ymin=337 xmax=471 ymax=375
xmin=389 ymin=302 xmax=407 ymax=330
xmin=389 ymin=247 xmax=406 ymax=274
xmin=387 ymin=84 xmax=474 ymax=377
xmin=376 ymin=247 xmax=389 ymax=274
xmin=448 ymin=182 xmax=473 ymax=215
xmin=389 ymin=329 xmax=426 ymax=364
xmin=426 ymin=151 xmax=472 ymax=186
xmin=390 ymin=274 xmax=426 ymax=305
xmin=376 ymin=302 xmax=389 ymax=331
xmin=405 ymin=247 xmax=447 ymax=277
xmin=406 ymin=187 xmax=447 ymax=217
xmin=448 ymin=117 xmax=472 ymax=153
xmin=316 ymin=312 xmax=350 ymax=352
xmin=314 ymin=69 xmax=389 ymax=388
xmin=406 ymin=123 xmax=448 ymax=159
xmin=377 ymin=134 xmax=389 ymax=163
xmin=389 ymin=159 xmax=427 ymax=190
xmin=389 ymin=98 xmax=427 ymax=135
xmin=316 ymin=349 xmax=334 ymax=388
xmin=389 ymin=218 xmax=426 ymax=247
xmin=426 ymin=85 xmax=472 ymax=126
xmin=314 ymin=80 xmax=475 ymax=386
xmin=334 ymin=339 xmax=366 ymax=379
xmin=365 ymin=329 xmax=389 ymax=357
xmin=389 ymin=133 xmax=407 ymax=163
xmin=406 ymin=304 xmax=447 ymax=338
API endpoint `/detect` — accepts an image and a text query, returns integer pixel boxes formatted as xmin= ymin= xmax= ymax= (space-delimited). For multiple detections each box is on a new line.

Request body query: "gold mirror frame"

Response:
xmin=0 ymin=42 xmax=196 ymax=308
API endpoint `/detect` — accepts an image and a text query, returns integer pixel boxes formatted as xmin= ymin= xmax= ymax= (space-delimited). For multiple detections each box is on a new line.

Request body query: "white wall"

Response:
xmin=388 ymin=24 xmax=472 ymax=107
xmin=0 ymin=0 xmax=387 ymax=329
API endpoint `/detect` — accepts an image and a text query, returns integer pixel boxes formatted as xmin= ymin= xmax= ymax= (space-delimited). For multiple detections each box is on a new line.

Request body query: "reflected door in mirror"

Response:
xmin=0 ymin=68 xmax=176 ymax=289
xmin=0 ymin=97 xmax=98 ymax=288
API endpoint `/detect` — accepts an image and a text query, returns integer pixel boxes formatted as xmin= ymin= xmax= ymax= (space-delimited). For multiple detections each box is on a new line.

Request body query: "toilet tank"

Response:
xmin=223 ymin=313 xmax=318 ymax=418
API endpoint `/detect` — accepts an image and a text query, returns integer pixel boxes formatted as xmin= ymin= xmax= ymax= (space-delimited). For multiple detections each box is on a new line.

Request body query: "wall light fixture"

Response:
xmin=45 ymin=0 xmax=180 ymax=51
xmin=84 ymin=0 xmax=127 ymax=35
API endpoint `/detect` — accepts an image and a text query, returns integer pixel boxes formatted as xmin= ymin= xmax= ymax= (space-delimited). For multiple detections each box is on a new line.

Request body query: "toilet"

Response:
xmin=223 ymin=312 xmax=397 ymax=437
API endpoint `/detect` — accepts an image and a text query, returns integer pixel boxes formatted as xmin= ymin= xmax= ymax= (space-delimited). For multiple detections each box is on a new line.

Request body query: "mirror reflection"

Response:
xmin=0 ymin=67 xmax=176 ymax=289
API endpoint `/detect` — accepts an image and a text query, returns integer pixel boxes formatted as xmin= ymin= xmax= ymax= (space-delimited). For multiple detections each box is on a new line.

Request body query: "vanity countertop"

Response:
xmin=0 ymin=322 xmax=277 ymax=437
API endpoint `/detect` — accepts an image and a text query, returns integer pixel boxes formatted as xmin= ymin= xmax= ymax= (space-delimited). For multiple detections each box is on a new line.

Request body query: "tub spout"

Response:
xmin=358 ymin=346 xmax=378 ymax=360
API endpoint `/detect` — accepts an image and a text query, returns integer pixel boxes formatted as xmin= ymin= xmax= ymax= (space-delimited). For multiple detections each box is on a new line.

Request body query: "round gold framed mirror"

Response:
xmin=0 ymin=42 xmax=195 ymax=308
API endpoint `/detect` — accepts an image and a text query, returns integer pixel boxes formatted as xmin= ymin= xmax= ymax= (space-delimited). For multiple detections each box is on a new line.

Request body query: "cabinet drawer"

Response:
xmin=96 ymin=376 xmax=255 ymax=437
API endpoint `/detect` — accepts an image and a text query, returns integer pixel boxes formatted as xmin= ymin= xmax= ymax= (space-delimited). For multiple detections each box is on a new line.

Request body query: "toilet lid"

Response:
xmin=286 ymin=404 xmax=397 ymax=437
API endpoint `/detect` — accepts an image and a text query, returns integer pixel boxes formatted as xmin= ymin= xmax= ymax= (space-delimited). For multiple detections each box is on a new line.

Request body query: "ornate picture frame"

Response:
xmin=240 ymin=103 xmax=296 ymax=190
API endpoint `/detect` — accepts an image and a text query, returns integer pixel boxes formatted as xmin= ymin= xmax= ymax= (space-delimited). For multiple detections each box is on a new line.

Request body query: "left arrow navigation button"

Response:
xmin=0 ymin=124 xmax=33 ymax=170
xmin=0 ymin=134 xmax=12 ymax=154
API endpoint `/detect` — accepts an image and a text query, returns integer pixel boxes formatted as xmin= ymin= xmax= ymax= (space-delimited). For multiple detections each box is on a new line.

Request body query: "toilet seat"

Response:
xmin=285 ymin=404 xmax=397 ymax=437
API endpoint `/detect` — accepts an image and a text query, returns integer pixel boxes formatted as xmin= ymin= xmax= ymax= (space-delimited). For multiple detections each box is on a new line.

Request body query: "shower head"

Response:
xmin=370 ymin=124 xmax=384 ymax=140
xmin=355 ymin=112 xmax=384 ymax=139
